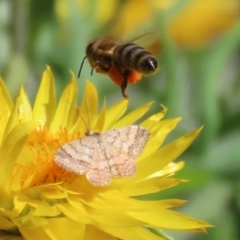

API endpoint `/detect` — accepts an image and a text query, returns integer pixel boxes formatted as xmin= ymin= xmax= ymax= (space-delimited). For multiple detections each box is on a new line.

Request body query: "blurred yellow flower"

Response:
xmin=54 ymin=0 xmax=239 ymax=50
xmin=0 ymin=67 xmax=213 ymax=239
xmin=110 ymin=0 xmax=240 ymax=48
xmin=169 ymin=0 xmax=240 ymax=47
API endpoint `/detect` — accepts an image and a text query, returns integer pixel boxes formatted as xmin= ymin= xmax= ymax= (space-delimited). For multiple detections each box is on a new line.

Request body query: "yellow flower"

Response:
xmin=0 ymin=67 xmax=213 ymax=239
xmin=110 ymin=0 xmax=239 ymax=48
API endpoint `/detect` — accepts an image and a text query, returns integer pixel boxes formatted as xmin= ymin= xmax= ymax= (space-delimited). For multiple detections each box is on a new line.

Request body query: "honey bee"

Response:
xmin=78 ymin=36 xmax=158 ymax=98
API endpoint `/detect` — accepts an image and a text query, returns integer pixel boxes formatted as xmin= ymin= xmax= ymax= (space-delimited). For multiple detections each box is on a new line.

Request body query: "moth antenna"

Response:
xmin=77 ymin=109 xmax=90 ymax=135
xmin=76 ymin=93 xmax=92 ymax=135
xmin=65 ymin=100 xmax=90 ymax=135
xmin=84 ymin=93 xmax=91 ymax=133
xmin=78 ymin=56 xmax=87 ymax=78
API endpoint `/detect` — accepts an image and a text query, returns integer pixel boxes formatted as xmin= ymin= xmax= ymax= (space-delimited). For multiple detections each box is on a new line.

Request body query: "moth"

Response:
xmin=54 ymin=125 xmax=150 ymax=186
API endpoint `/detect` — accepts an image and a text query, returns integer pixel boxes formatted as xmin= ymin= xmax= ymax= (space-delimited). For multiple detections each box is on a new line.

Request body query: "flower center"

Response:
xmin=12 ymin=127 xmax=82 ymax=190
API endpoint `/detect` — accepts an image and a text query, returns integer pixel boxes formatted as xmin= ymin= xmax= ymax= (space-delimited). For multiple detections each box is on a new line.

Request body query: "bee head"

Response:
xmin=78 ymin=40 xmax=98 ymax=78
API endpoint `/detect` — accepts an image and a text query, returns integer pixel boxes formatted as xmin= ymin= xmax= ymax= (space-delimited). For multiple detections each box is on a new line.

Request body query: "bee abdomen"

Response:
xmin=114 ymin=43 xmax=157 ymax=74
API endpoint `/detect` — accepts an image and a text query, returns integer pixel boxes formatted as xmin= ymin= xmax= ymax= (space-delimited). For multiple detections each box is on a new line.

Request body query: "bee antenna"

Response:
xmin=78 ymin=56 xmax=87 ymax=78
xmin=91 ymin=68 xmax=94 ymax=76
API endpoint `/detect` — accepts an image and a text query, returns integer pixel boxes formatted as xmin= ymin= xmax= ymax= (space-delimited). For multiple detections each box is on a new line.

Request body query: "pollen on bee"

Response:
xmin=108 ymin=65 xmax=143 ymax=86
xmin=108 ymin=65 xmax=123 ymax=86
xmin=127 ymin=71 xmax=142 ymax=84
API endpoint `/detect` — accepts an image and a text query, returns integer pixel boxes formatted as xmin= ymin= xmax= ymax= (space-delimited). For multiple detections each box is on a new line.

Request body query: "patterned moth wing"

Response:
xmin=54 ymin=125 xmax=150 ymax=186
xmin=100 ymin=125 xmax=150 ymax=178
xmin=54 ymin=134 xmax=99 ymax=175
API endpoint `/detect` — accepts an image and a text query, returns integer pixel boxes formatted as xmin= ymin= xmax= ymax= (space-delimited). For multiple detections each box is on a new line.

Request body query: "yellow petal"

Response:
xmin=17 ymin=88 xmax=33 ymax=123
xmin=50 ymin=77 xmax=77 ymax=133
xmin=94 ymin=98 xmax=106 ymax=132
xmin=0 ymin=77 xmax=13 ymax=144
xmin=41 ymin=186 xmax=68 ymax=199
xmin=68 ymin=81 xmax=99 ymax=136
xmin=0 ymin=76 xmax=13 ymax=110
xmin=0 ymin=121 xmax=39 ymax=198
xmin=95 ymin=191 xmax=185 ymax=211
xmin=112 ymin=102 xmax=153 ymax=128
xmin=141 ymin=106 xmax=167 ymax=128
xmin=99 ymin=225 xmax=165 ymax=240
xmin=0 ymin=214 xmax=16 ymax=230
xmin=135 ymin=127 xmax=202 ymax=181
xmin=0 ymin=121 xmax=39 ymax=160
xmin=104 ymin=99 xmax=128 ymax=130
xmin=89 ymin=209 xmax=143 ymax=227
xmin=140 ymin=118 xmax=181 ymax=159
xmin=149 ymin=161 xmax=185 ymax=179
xmin=56 ymin=203 xmax=95 ymax=224
xmin=120 ymin=178 xmax=184 ymax=196
xmin=84 ymin=225 xmax=116 ymax=240
xmin=32 ymin=205 xmax=60 ymax=217
xmin=80 ymin=81 xmax=98 ymax=127
xmin=33 ymin=66 xmax=56 ymax=127
xmin=19 ymin=217 xmax=85 ymax=240
xmin=13 ymin=214 xmax=48 ymax=228
xmin=3 ymin=88 xmax=32 ymax=140
xmin=128 ymin=209 xmax=213 ymax=231
xmin=13 ymin=195 xmax=29 ymax=214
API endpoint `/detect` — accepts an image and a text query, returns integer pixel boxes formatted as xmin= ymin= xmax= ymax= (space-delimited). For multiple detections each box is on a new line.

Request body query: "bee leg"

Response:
xmin=121 ymin=71 xmax=130 ymax=99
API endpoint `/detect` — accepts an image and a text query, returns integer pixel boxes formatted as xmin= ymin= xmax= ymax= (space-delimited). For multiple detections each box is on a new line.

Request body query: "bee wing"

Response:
xmin=127 ymin=32 xmax=160 ymax=56
xmin=96 ymin=36 xmax=123 ymax=52
xmin=128 ymin=32 xmax=154 ymax=43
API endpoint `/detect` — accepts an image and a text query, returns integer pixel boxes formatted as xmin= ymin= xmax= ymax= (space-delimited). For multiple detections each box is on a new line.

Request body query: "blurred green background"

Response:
xmin=1 ymin=0 xmax=240 ymax=239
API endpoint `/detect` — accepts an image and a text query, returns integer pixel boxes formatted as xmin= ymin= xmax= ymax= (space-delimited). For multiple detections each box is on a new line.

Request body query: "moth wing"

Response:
xmin=85 ymin=134 xmax=112 ymax=186
xmin=102 ymin=125 xmax=150 ymax=157
xmin=102 ymin=125 xmax=149 ymax=178
xmin=54 ymin=135 xmax=98 ymax=175
xmin=105 ymin=148 xmax=137 ymax=178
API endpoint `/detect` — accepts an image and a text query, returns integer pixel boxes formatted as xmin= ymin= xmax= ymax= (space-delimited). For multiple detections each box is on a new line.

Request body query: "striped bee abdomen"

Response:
xmin=113 ymin=43 xmax=158 ymax=74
